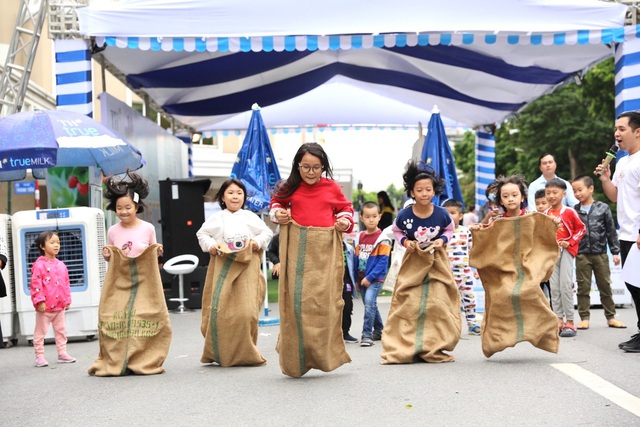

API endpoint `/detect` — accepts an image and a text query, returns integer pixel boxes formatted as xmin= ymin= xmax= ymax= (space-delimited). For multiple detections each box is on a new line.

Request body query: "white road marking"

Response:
xmin=551 ymin=363 xmax=640 ymax=417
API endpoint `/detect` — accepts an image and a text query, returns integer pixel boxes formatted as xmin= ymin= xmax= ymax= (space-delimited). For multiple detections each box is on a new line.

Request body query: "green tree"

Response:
xmin=453 ymin=58 xmax=615 ymax=207
xmin=385 ymin=183 xmax=405 ymax=211
xmin=452 ymin=130 xmax=477 ymax=207
xmin=352 ymin=189 xmax=378 ymax=212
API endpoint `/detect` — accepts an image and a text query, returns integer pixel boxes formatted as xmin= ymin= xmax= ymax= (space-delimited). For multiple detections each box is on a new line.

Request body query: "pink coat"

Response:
xmin=30 ymin=256 xmax=71 ymax=312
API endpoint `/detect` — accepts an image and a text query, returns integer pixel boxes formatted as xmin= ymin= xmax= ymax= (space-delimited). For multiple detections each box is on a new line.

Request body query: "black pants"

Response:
xmin=620 ymin=240 xmax=640 ymax=330
xmin=540 ymin=280 xmax=552 ymax=310
xmin=342 ymin=288 xmax=353 ymax=334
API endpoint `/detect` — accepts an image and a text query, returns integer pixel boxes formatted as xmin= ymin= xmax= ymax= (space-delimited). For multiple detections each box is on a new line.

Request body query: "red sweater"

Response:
xmin=544 ymin=206 xmax=586 ymax=257
xmin=270 ymin=178 xmax=354 ymax=231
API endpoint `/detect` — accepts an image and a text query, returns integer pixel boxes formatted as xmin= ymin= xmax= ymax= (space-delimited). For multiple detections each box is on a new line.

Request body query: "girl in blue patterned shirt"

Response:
xmin=392 ymin=161 xmax=454 ymax=251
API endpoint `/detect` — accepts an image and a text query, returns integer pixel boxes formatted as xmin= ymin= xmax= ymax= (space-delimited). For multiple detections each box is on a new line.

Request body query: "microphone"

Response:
xmin=596 ymin=144 xmax=619 ymax=176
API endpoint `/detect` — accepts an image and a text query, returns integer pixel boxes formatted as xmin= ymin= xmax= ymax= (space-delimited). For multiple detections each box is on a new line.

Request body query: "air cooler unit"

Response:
xmin=0 ymin=214 xmax=15 ymax=346
xmin=12 ymin=208 xmax=106 ymax=341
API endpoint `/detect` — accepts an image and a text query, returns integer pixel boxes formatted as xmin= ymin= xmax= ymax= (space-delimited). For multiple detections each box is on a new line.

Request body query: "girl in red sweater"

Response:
xmin=269 ymin=143 xmax=354 ymax=377
xmin=270 ymin=143 xmax=354 ymax=231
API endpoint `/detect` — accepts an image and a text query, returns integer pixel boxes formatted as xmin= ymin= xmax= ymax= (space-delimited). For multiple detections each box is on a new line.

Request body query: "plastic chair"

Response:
xmin=163 ymin=254 xmax=199 ymax=314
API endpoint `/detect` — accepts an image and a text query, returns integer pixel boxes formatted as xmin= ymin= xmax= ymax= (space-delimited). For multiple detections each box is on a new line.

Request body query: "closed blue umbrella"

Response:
xmin=230 ymin=104 xmax=281 ymax=212
xmin=421 ymin=106 xmax=463 ymax=206
xmin=230 ymin=104 xmax=281 ymax=325
xmin=0 ymin=109 xmax=144 ymax=181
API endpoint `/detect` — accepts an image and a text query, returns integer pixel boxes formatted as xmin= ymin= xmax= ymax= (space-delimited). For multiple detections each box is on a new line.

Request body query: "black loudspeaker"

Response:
xmin=159 ymin=178 xmax=211 ymax=267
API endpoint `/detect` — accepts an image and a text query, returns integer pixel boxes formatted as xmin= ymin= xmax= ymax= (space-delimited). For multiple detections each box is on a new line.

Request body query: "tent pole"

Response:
xmin=262 ymin=244 xmax=269 ymax=316
xmin=259 ymin=212 xmax=279 ymax=326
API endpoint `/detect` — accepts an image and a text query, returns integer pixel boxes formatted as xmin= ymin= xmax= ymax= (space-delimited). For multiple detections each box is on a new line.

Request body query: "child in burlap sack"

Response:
xmin=270 ymin=142 xmax=354 ymax=377
xmin=381 ymin=160 xmax=461 ymax=364
xmin=470 ymin=174 xmax=560 ymax=357
xmin=102 ymin=171 xmax=161 ymax=261
xmin=196 ymin=178 xmax=272 ymax=367
xmin=90 ymin=172 xmax=170 ymax=376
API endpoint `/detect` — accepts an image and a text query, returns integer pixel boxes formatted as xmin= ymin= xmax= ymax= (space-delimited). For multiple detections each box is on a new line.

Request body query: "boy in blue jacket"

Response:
xmin=354 ymin=202 xmax=392 ymax=347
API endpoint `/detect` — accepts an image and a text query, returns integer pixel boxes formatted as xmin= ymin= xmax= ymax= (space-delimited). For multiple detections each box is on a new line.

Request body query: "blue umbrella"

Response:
xmin=230 ymin=104 xmax=281 ymax=325
xmin=421 ymin=106 xmax=464 ymax=206
xmin=230 ymin=104 xmax=281 ymax=212
xmin=0 ymin=109 xmax=145 ymax=181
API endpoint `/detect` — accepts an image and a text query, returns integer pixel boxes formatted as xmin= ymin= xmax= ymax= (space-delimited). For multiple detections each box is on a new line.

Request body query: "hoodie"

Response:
xmin=544 ymin=206 xmax=586 ymax=257
xmin=353 ymin=230 xmax=392 ymax=284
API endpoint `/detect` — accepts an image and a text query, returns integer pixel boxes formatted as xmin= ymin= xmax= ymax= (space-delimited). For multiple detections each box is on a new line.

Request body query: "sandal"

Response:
xmin=559 ymin=326 xmax=577 ymax=338
xmin=608 ymin=320 xmax=627 ymax=329
xmin=577 ymin=320 xmax=590 ymax=330
xmin=558 ymin=318 xmax=565 ymax=332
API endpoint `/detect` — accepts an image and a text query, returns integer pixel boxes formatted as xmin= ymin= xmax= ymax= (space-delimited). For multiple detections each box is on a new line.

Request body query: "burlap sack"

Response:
xmin=277 ymin=222 xmax=351 ymax=378
xmin=469 ymin=212 xmax=559 ymax=358
xmin=88 ymin=244 xmax=172 ymax=376
xmin=200 ymin=243 xmax=266 ymax=367
xmin=380 ymin=245 xmax=461 ymax=364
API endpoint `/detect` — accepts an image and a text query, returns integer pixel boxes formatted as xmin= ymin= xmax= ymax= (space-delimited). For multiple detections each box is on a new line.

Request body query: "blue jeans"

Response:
xmin=360 ymin=281 xmax=384 ymax=338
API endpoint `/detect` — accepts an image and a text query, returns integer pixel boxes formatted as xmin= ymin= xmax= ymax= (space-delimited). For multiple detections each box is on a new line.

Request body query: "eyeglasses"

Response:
xmin=299 ymin=164 xmax=322 ymax=173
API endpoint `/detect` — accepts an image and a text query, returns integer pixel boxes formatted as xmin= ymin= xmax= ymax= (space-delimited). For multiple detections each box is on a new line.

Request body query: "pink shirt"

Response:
xmin=30 ymin=256 xmax=71 ymax=312
xmin=107 ymin=220 xmax=157 ymax=258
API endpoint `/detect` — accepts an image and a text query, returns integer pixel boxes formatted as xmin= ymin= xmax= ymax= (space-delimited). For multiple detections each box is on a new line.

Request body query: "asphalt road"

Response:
xmin=2 ymin=298 xmax=639 ymax=426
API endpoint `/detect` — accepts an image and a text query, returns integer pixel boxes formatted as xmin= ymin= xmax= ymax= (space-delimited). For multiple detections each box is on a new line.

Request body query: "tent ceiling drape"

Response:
xmin=78 ymin=0 xmax=630 ymax=131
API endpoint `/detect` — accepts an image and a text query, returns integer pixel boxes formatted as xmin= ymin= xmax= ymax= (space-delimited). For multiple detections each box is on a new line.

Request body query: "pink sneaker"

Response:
xmin=35 ymin=356 xmax=49 ymax=367
xmin=57 ymin=353 xmax=76 ymax=364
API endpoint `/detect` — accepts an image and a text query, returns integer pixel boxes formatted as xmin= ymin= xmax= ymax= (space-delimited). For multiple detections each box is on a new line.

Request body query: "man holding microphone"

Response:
xmin=596 ymin=111 xmax=640 ymax=352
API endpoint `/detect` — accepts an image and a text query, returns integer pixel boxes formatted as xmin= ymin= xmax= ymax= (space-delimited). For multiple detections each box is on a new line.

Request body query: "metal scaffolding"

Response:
xmin=0 ymin=0 xmax=49 ymax=117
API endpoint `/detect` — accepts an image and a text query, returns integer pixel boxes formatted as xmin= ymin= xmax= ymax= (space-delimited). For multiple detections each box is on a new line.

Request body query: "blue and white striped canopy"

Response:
xmin=79 ymin=0 xmax=631 ymax=130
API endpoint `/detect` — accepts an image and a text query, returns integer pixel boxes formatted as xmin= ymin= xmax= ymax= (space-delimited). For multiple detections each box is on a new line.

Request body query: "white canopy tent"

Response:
xmin=77 ymin=0 xmax=631 ymax=131
xmin=79 ymin=0 xmax=626 ymax=37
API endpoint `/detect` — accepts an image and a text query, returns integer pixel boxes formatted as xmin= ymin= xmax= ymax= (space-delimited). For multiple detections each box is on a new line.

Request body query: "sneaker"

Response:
xmin=620 ymin=334 xmax=640 ymax=352
xmin=360 ymin=337 xmax=374 ymax=347
xmin=619 ymin=333 xmax=639 ymax=349
xmin=35 ymin=356 xmax=48 ymax=367
xmin=343 ymin=333 xmax=358 ymax=344
xmin=372 ymin=331 xmax=382 ymax=341
xmin=468 ymin=325 xmax=481 ymax=336
xmin=57 ymin=353 xmax=76 ymax=364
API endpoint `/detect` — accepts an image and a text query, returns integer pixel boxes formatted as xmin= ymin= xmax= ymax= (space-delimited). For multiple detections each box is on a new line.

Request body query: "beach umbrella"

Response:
xmin=0 ymin=109 xmax=144 ymax=181
xmin=421 ymin=106 xmax=464 ymax=206
xmin=230 ymin=104 xmax=281 ymax=325
xmin=230 ymin=104 xmax=281 ymax=213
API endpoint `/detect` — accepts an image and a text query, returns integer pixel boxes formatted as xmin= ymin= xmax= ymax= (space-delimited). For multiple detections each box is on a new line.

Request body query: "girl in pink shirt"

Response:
xmin=31 ymin=230 xmax=75 ymax=367
xmin=102 ymin=172 xmax=162 ymax=261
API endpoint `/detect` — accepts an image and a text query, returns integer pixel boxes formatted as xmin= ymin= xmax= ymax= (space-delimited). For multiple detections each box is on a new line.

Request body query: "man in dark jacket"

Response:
xmin=572 ymin=175 xmax=625 ymax=330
